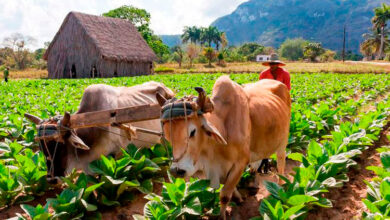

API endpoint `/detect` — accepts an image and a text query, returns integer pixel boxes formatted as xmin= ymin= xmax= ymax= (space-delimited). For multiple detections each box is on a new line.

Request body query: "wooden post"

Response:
xmin=342 ymin=25 xmax=346 ymax=62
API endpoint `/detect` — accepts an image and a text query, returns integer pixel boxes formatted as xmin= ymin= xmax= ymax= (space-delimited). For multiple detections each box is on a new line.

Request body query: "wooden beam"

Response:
xmin=69 ymin=104 xmax=161 ymax=129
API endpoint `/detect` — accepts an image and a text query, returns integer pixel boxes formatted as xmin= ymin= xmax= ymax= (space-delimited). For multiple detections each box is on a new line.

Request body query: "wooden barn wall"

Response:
xmin=47 ymin=14 xmax=154 ymax=79
xmin=47 ymin=16 xmax=99 ymax=79
xmin=97 ymin=60 xmax=152 ymax=77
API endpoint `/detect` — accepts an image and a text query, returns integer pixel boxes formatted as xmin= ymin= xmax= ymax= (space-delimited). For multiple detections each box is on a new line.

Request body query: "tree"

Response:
xmin=203 ymin=47 xmax=217 ymax=66
xmin=237 ymin=42 xmax=264 ymax=61
xmin=263 ymin=46 xmax=275 ymax=55
xmin=2 ymin=33 xmax=36 ymax=69
xmin=200 ymin=26 xmax=221 ymax=49
xmin=304 ymin=42 xmax=325 ymax=62
xmin=279 ymin=38 xmax=308 ymax=61
xmin=171 ymin=45 xmax=184 ymax=67
xmin=186 ymin=43 xmax=200 ymax=67
xmin=320 ymin=50 xmax=336 ymax=62
xmin=0 ymin=47 xmax=13 ymax=66
xmin=360 ymin=27 xmax=387 ymax=59
xmin=217 ymin=52 xmax=226 ymax=66
xmin=103 ymin=5 xmax=150 ymax=33
xmin=220 ymin=33 xmax=228 ymax=50
xmin=103 ymin=5 xmax=169 ymax=61
xmin=182 ymin=26 xmax=202 ymax=44
xmin=372 ymin=3 xmax=390 ymax=59
xmin=34 ymin=42 xmax=50 ymax=61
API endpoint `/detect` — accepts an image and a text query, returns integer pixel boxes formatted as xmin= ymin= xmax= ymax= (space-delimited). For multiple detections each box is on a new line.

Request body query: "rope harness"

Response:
xmin=37 ymin=117 xmax=63 ymax=178
xmin=35 ymin=93 xmax=211 ymax=178
xmin=159 ymin=95 xmax=212 ymax=163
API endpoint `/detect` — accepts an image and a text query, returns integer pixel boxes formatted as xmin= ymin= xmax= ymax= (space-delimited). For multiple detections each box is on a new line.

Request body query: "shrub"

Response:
xmin=304 ymin=42 xmax=325 ymax=62
xmin=203 ymin=47 xmax=217 ymax=66
xmin=154 ymin=66 xmax=175 ymax=73
xmin=279 ymin=38 xmax=309 ymax=61
xmin=320 ymin=50 xmax=336 ymax=62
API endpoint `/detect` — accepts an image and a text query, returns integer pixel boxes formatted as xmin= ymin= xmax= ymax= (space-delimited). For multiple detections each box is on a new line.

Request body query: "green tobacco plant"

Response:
xmin=136 ymin=174 xmax=220 ymax=220
xmin=0 ymin=163 xmax=24 ymax=207
xmin=61 ymin=172 xmax=104 ymax=206
xmin=15 ymin=149 xmax=48 ymax=196
xmin=13 ymin=204 xmax=54 ymax=220
xmin=88 ymin=144 xmax=168 ymax=206
xmin=47 ymin=188 xmax=99 ymax=220
xmin=363 ymin=152 xmax=390 ymax=219
xmin=258 ymin=99 xmax=390 ymax=219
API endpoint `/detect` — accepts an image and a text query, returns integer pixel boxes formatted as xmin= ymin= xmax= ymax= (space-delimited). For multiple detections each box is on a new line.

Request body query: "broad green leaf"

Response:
xmin=264 ymin=181 xmax=282 ymax=200
xmin=381 ymin=152 xmax=390 ymax=169
xmin=287 ymin=195 xmax=318 ymax=206
xmin=283 ymin=205 xmax=305 ymax=219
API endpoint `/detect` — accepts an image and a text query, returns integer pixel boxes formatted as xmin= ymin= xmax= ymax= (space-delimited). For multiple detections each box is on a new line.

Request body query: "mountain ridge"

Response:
xmin=211 ymin=0 xmax=390 ymax=52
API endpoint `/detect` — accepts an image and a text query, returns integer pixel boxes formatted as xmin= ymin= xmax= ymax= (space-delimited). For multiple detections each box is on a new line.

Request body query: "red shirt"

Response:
xmin=259 ymin=67 xmax=291 ymax=91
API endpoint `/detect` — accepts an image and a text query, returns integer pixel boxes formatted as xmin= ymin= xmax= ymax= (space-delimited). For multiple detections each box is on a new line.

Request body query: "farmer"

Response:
xmin=259 ymin=53 xmax=291 ymax=91
xmin=257 ymin=54 xmax=291 ymax=174
xmin=3 ymin=67 xmax=9 ymax=83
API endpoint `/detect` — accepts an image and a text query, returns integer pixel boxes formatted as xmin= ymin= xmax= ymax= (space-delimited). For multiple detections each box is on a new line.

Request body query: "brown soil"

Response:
xmin=0 ymin=187 xmax=62 ymax=219
xmin=307 ymin=126 xmax=390 ymax=220
xmin=100 ymin=182 xmax=163 ymax=220
xmin=229 ymin=160 xmax=301 ymax=220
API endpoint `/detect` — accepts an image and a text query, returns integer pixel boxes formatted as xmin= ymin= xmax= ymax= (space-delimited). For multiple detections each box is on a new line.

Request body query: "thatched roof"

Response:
xmin=44 ymin=11 xmax=157 ymax=62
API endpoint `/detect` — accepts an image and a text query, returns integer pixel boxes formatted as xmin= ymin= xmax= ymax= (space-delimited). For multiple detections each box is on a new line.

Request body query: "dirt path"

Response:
xmin=307 ymin=126 xmax=390 ymax=220
xmin=229 ymin=160 xmax=300 ymax=219
xmin=346 ymin=61 xmax=390 ymax=66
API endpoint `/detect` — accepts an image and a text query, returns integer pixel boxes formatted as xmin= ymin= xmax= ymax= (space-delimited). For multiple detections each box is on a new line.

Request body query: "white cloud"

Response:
xmin=0 ymin=0 xmax=247 ymax=49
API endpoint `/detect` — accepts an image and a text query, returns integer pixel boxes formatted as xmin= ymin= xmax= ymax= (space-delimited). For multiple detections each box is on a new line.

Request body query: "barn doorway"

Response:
xmin=71 ymin=64 xmax=77 ymax=78
xmin=90 ymin=66 xmax=97 ymax=78
xmin=114 ymin=71 xmax=118 ymax=77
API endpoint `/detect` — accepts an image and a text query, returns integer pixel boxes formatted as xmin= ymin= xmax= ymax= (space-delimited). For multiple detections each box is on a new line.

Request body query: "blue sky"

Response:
xmin=0 ymin=0 xmax=247 ymax=49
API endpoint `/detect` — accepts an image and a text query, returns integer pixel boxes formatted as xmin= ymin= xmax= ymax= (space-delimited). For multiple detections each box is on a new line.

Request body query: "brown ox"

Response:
xmin=157 ymin=76 xmax=290 ymax=218
xmin=25 ymin=82 xmax=174 ymax=177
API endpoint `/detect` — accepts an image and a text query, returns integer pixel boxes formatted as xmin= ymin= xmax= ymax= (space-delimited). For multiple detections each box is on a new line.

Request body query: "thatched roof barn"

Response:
xmin=44 ymin=12 xmax=157 ymax=79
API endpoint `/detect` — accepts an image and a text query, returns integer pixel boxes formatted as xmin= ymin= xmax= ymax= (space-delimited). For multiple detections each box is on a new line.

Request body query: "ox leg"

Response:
xmin=276 ymin=148 xmax=286 ymax=184
xmin=233 ymin=188 xmax=244 ymax=204
xmin=220 ymin=163 xmax=247 ymax=220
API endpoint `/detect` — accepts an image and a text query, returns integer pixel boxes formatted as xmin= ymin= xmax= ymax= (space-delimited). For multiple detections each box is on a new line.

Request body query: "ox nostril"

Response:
xmin=176 ymin=169 xmax=186 ymax=177
xmin=169 ymin=167 xmax=186 ymax=177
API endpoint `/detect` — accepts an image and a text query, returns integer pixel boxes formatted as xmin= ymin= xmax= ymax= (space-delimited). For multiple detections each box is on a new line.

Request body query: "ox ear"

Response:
xmin=68 ymin=131 xmax=90 ymax=150
xmin=200 ymin=117 xmax=227 ymax=145
xmin=156 ymin=92 xmax=167 ymax=106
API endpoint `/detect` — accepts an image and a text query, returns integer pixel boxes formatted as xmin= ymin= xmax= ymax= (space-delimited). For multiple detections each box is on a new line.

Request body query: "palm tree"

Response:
xmin=360 ymin=28 xmax=387 ymax=59
xmin=372 ymin=3 xmax=390 ymax=59
xmin=181 ymin=26 xmax=202 ymax=44
xmin=201 ymin=26 xmax=220 ymax=48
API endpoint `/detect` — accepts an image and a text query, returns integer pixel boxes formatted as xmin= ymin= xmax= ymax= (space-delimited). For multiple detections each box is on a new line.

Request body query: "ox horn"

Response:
xmin=156 ymin=92 xmax=167 ymax=106
xmin=24 ymin=113 xmax=43 ymax=124
xmin=61 ymin=112 xmax=71 ymax=127
xmin=195 ymin=87 xmax=213 ymax=112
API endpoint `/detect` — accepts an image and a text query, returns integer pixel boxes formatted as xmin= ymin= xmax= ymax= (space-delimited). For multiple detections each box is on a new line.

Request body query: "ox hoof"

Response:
xmin=257 ymin=159 xmax=271 ymax=174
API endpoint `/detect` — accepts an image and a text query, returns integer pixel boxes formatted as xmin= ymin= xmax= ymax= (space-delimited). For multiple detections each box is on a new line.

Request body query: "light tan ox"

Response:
xmin=156 ymin=76 xmax=291 ymax=219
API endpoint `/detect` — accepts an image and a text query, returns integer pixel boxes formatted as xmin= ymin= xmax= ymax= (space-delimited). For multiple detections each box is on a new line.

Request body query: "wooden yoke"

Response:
xmin=69 ymin=104 xmax=161 ymax=129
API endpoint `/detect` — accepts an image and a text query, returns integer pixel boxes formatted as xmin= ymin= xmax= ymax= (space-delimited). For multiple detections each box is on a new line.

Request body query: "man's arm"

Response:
xmin=284 ymin=71 xmax=291 ymax=91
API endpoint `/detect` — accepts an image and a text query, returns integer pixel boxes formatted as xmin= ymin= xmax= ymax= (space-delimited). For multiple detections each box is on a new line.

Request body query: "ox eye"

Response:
xmin=189 ymin=129 xmax=196 ymax=138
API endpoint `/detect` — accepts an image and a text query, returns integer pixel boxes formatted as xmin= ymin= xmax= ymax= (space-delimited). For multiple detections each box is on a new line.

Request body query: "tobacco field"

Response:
xmin=1 ymin=73 xmax=390 ymax=219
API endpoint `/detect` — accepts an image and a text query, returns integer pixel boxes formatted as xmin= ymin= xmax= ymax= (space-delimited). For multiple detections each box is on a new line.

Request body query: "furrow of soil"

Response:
xmin=307 ymin=125 xmax=390 ymax=220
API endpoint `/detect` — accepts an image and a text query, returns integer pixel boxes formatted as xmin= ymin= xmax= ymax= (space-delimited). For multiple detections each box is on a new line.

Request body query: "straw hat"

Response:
xmin=262 ymin=53 xmax=286 ymax=66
